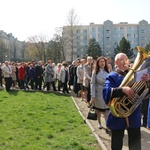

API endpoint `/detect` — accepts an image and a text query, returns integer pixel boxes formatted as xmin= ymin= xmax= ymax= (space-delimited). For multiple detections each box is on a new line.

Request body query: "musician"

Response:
xmin=103 ymin=53 xmax=143 ymax=150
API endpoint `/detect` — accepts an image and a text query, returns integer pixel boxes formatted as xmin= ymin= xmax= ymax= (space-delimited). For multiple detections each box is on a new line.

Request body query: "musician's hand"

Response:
xmin=141 ymin=73 xmax=150 ymax=81
xmin=122 ymin=86 xmax=135 ymax=99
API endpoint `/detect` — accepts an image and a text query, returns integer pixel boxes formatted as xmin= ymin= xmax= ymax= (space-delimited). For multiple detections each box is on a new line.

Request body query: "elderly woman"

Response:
xmin=44 ymin=60 xmax=56 ymax=92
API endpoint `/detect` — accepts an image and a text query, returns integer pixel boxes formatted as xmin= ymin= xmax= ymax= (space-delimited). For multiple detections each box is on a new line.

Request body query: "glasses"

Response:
xmin=119 ymin=59 xmax=129 ymax=64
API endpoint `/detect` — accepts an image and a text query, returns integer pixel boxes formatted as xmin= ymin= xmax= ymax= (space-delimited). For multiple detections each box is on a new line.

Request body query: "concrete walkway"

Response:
xmin=71 ymin=92 xmax=150 ymax=150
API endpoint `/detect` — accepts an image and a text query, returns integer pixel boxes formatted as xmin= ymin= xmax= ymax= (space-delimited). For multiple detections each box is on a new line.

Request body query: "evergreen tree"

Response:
xmin=145 ymin=42 xmax=150 ymax=52
xmin=86 ymin=38 xmax=102 ymax=59
xmin=114 ymin=43 xmax=120 ymax=55
xmin=114 ymin=37 xmax=134 ymax=58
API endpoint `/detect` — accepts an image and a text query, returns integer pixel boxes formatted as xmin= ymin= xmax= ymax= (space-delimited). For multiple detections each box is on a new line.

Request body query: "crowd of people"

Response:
xmin=0 ymin=53 xmax=150 ymax=150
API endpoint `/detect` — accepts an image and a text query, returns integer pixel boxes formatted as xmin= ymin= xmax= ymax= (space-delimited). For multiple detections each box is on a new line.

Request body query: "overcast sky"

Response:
xmin=0 ymin=0 xmax=150 ymax=41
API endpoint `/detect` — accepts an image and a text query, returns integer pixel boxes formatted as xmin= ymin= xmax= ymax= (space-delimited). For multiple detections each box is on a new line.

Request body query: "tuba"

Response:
xmin=109 ymin=46 xmax=150 ymax=118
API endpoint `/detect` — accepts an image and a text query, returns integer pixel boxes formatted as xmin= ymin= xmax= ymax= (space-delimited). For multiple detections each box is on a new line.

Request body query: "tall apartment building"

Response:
xmin=63 ymin=19 xmax=150 ymax=61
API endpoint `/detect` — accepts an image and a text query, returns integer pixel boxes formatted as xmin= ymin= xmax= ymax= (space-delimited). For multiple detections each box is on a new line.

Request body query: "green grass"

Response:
xmin=0 ymin=90 xmax=100 ymax=150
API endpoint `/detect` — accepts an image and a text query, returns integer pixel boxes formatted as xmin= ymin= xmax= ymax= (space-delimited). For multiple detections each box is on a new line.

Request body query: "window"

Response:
xmin=76 ymin=30 xmax=80 ymax=33
xmin=83 ymin=41 xmax=87 ymax=46
xmin=127 ymin=27 xmax=132 ymax=31
xmin=92 ymin=27 xmax=96 ymax=32
xmin=106 ymin=37 xmax=110 ymax=39
xmin=76 ymin=36 xmax=80 ymax=40
xmin=83 ymin=30 xmax=87 ymax=34
xmin=114 ymin=34 xmax=118 ymax=38
xmin=141 ymin=30 xmax=145 ymax=33
xmin=83 ymin=35 xmax=87 ymax=40
xmin=106 ymin=29 xmax=110 ymax=34
xmin=134 ymin=27 xmax=138 ymax=31
xmin=120 ymin=34 xmax=124 ymax=38
xmin=76 ymin=42 xmax=80 ymax=46
xmin=134 ymin=34 xmax=138 ymax=38
xmin=141 ymin=37 xmax=145 ymax=40
xmin=98 ymin=27 xmax=103 ymax=31
xmin=127 ymin=34 xmax=131 ymax=38
xmin=114 ymin=27 xmax=117 ymax=31
xmin=120 ymin=27 xmax=124 ymax=31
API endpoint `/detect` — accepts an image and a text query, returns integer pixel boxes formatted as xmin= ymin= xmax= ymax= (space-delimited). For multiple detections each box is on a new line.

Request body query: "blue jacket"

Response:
xmin=102 ymin=71 xmax=141 ymax=130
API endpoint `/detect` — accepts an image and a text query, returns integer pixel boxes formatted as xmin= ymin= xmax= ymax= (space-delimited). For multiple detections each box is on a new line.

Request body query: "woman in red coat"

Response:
xmin=18 ymin=62 xmax=25 ymax=89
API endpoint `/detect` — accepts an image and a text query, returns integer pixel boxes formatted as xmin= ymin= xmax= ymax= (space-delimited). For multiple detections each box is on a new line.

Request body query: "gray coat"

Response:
xmin=59 ymin=66 xmax=69 ymax=83
xmin=76 ymin=65 xmax=84 ymax=84
xmin=44 ymin=65 xmax=54 ymax=82
xmin=91 ymin=70 xmax=109 ymax=109
xmin=83 ymin=63 xmax=93 ymax=87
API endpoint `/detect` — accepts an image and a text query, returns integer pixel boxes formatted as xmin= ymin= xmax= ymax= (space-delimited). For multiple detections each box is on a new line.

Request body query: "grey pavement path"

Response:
xmin=71 ymin=92 xmax=150 ymax=150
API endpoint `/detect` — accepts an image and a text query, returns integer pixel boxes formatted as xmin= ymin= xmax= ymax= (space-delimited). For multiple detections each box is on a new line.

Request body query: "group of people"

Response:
xmin=0 ymin=51 xmax=150 ymax=150
xmin=71 ymin=53 xmax=150 ymax=150
xmin=0 ymin=60 xmax=70 ymax=94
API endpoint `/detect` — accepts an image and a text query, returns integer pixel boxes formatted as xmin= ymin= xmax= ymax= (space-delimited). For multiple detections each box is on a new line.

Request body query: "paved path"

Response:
xmin=71 ymin=92 xmax=150 ymax=150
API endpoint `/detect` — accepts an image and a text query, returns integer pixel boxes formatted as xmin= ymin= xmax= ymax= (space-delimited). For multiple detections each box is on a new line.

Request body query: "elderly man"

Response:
xmin=83 ymin=56 xmax=94 ymax=107
xmin=103 ymin=52 xmax=150 ymax=150
xmin=1 ymin=61 xmax=12 ymax=92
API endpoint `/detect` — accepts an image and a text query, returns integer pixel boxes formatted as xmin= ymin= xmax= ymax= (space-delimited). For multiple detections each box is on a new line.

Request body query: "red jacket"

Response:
xmin=18 ymin=66 xmax=25 ymax=80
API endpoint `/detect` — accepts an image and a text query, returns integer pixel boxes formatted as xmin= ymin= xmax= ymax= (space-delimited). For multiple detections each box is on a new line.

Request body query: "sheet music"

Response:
xmin=134 ymin=68 xmax=148 ymax=82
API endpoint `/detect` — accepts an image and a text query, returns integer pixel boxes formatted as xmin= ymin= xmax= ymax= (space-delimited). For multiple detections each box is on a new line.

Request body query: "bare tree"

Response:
xmin=52 ymin=27 xmax=65 ymax=61
xmin=26 ymin=34 xmax=49 ymax=63
xmin=63 ymin=8 xmax=80 ymax=62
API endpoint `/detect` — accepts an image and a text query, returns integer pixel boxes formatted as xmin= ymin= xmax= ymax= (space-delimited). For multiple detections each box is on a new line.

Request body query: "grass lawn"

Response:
xmin=0 ymin=90 xmax=100 ymax=150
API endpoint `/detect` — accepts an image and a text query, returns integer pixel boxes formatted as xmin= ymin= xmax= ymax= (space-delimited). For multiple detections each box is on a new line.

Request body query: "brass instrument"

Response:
xmin=109 ymin=46 xmax=150 ymax=118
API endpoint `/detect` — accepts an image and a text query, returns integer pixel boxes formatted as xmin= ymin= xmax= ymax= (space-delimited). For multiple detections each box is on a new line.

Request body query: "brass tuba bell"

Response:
xmin=109 ymin=46 xmax=150 ymax=118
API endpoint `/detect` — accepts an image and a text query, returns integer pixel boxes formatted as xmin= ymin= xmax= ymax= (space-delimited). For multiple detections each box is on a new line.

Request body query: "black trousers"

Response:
xmin=111 ymin=127 xmax=141 ymax=150
xmin=86 ymin=86 xmax=91 ymax=102
xmin=35 ymin=76 xmax=43 ymax=90
xmin=4 ymin=77 xmax=12 ymax=92
xmin=141 ymin=98 xmax=149 ymax=127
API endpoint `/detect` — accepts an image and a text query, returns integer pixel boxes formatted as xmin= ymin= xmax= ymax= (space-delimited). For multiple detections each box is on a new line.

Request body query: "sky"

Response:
xmin=0 ymin=0 xmax=150 ymax=41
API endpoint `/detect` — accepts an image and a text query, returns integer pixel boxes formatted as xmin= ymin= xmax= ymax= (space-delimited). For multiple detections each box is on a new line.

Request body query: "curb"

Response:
xmin=71 ymin=96 xmax=108 ymax=150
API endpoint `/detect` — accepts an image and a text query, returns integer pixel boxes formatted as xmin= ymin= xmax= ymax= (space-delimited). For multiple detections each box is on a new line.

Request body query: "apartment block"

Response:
xmin=63 ymin=19 xmax=150 ymax=61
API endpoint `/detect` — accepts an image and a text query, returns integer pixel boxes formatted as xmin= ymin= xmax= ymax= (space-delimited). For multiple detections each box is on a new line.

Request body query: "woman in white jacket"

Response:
xmin=91 ymin=56 xmax=110 ymax=129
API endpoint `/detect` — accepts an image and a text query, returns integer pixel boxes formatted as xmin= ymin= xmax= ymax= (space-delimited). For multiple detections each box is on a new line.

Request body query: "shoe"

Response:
xmin=106 ymin=127 xmax=111 ymax=134
xmin=98 ymin=124 xmax=102 ymax=129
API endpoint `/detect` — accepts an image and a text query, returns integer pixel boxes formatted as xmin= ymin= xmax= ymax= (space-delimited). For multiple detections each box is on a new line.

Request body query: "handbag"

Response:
xmin=87 ymin=106 xmax=97 ymax=121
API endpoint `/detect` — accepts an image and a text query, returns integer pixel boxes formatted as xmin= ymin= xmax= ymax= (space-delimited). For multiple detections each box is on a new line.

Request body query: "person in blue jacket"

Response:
xmin=103 ymin=53 xmax=150 ymax=150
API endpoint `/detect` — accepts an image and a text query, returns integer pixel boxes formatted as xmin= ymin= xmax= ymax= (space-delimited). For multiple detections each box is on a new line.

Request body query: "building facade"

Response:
xmin=63 ymin=19 xmax=150 ymax=61
xmin=0 ymin=30 xmax=26 ymax=63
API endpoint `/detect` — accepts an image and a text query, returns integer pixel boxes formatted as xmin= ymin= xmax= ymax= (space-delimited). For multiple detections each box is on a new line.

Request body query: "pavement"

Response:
xmin=71 ymin=92 xmax=150 ymax=150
